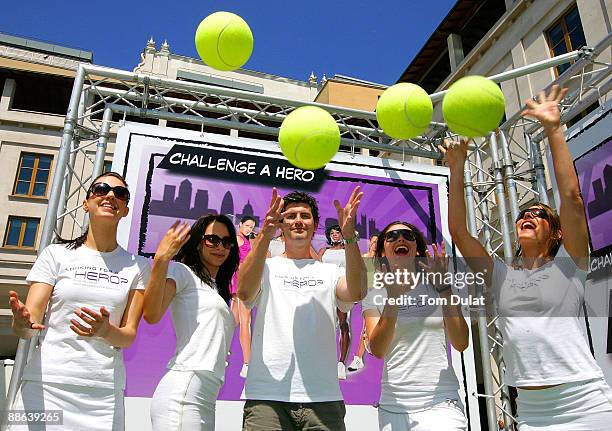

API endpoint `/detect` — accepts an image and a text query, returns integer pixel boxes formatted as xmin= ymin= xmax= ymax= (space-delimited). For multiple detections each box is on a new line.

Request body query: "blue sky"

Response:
xmin=1 ymin=0 xmax=456 ymax=85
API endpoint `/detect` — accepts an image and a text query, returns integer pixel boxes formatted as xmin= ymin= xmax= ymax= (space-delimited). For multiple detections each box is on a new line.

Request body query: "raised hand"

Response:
xmin=438 ymin=138 xmax=468 ymax=171
xmin=334 ymin=186 xmax=364 ymax=239
xmin=9 ymin=291 xmax=45 ymax=331
xmin=71 ymin=306 xmax=111 ymax=338
xmin=155 ymin=221 xmax=191 ymax=262
xmin=261 ymin=188 xmax=285 ymax=238
xmin=521 ymin=84 xmax=568 ymax=130
xmin=419 ymin=244 xmax=450 ymax=292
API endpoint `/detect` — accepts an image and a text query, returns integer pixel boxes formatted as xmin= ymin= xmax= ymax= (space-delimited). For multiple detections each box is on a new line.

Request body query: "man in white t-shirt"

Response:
xmin=237 ymin=187 xmax=367 ymax=431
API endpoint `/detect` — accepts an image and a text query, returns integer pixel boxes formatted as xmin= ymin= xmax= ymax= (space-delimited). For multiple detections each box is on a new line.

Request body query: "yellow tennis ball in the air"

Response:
xmin=442 ymin=76 xmax=506 ymax=137
xmin=376 ymin=83 xmax=433 ymax=139
xmin=195 ymin=12 xmax=254 ymax=71
xmin=279 ymin=106 xmax=340 ymax=170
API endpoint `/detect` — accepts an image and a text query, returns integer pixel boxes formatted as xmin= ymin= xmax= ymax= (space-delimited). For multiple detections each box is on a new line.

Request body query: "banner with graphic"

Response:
xmin=561 ymin=104 xmax=612 ymax=385
xmin=113 ymin=123 xmax=477 ymax=422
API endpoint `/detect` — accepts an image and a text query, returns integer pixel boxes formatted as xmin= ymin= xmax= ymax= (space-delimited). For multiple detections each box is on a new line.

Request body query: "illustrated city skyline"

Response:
xmin=149 ymin=178 xmax=383 ymax=238
xmin=588 ymin=164 xmax=612 ymax=219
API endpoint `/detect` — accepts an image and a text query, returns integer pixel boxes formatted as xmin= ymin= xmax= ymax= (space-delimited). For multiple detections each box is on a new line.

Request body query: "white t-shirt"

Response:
xmin=362 ymin=283 xmax=461 ymax=412
xmin=268 ymin=238 xmax=285 ymax=257
xmin=165 ymin=262 xmax=235 ymax=381
xmin=23 ymin=243 xmax=150 ymax=389
xmin=243 ymin=257 xmax=351 ymax=402
xmin=321 ymin=248 xmax=346 ymax=268
xmin=490 ymin=245 xmax=603 ymax=386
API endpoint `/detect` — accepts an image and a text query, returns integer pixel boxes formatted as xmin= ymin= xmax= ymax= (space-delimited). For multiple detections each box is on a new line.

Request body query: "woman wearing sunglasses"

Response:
xmin=442 ymin=85 xmax=612 ymax=430
xmin=8 ymin=172 xmax=149 ymax=431
xmin=362 ymin=221 xmax=469 ymax=431
xmin=144 ymin=214 xmax=239 ymax=431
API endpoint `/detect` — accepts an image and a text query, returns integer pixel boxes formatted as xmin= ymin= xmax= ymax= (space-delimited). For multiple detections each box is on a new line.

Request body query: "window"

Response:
xmin=3 ymin=216 xmax=40 ymax=248
xmin=103 ymin=160 xmax=113 ymax=173
xmin=546 ymin=5 xmax=587 ymax=75
xmin=13 ymin=153 xmax=53 ymax=197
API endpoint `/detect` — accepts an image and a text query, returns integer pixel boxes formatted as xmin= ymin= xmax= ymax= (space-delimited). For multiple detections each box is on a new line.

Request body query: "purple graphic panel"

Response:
xmin=575 ymin=137 xmax=612 ymax=252
xmin=123 ymin=139 xmax=444 ymax=405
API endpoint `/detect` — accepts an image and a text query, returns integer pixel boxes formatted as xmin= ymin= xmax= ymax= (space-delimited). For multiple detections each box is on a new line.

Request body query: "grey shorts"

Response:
xmin=243 ymin=399 xmax=346 ymax=431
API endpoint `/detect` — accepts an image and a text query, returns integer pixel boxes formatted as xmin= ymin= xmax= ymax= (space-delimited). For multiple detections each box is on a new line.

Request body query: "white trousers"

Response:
xmin=9 ymin=380 xmax=123 ymax=431
xmin=378 ymin=400 xmax=467 ymax=431
xmin=517 ymin=378 xmax=612 ymax=430
xmin=150 ymin=369 xmax=222 ymax=431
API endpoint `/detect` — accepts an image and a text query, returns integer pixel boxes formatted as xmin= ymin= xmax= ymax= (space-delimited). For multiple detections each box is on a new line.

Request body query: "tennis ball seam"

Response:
xmin=402 ymin=91 xmax=431 ymax=129
xmin=294 ymin=130 xmax=339 ymax=167
xmin=216 ymin=17 xmax=242 ymax=69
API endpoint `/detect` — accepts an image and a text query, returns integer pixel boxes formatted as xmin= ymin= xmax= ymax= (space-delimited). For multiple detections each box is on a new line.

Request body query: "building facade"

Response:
xmin=399 ymin=0 xmax=610 ymax=124
xmin=0 ymin=34 xmax=320 ymax=360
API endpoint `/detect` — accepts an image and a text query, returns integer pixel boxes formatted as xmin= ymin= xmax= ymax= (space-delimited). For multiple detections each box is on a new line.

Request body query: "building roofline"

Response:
xmin=397 ymin=0 xmax=505 ymax=84
xmin=0 ymin=32 xmax=93 ymax=62
xmin=332 ymin=74 xmax=387 ymax=89
xmin=165 ymin=51 xmax=312 ymax=87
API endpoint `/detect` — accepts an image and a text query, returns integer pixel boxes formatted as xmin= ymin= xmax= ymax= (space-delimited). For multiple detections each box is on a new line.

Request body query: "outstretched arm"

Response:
xmin=363 ymin=263 xmax=406 ymax=358
xmin=335 ymin=186 xmax=367 ymax=302
xmin=439 ymin=140 xmax=493 ymax=285
xmin=9 ymin=286 xmax=51 ymax=339
xmin=144 ymin=221 xmax=190 ymax=323
xmin=238 ymin=188 xmax=284 ymax=303
xmin=422 ymin=244 xmax=469 ymax=351
xmin=521 ymin=85 xmax=588 ymax=269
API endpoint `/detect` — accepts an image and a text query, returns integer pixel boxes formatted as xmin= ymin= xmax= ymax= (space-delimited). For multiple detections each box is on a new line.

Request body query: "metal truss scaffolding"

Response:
xmin=2 ymin=32 xmax=611 ymax=431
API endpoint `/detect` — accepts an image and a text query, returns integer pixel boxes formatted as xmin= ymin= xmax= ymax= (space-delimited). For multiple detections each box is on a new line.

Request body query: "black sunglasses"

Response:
xmin=384 ymin=229 xmax=416 ymax=242
xmin=515 ymin=208 xmax=549 ymax=224
xmin=203 ymin=234 xmax=234 ymax=250
xmin=88 ymin=182 xmax=130 ymax=202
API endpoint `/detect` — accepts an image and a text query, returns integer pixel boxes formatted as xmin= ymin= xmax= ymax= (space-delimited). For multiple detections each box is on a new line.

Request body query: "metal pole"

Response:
xmin=431 ymin=50 xmax=582 ymax=102
xmin=488 ymin=132 xmax=515 ymax=430
xmin=82 ymin=107 xmax=113 ymax=233
xmin=2 ymin=66 xmax=86 ymax=426
xmin=474 ymin=149 xmax=493 ymax=252
xmin=526 ymin=133 xmax=550 ymax=205
xmin=489 ymin=132 xmax=514 ymax=262
xmin=499 ymin=130 xmax=520 ymax=227
xmin=83 ymin=64 xmax=381 ymax=121
xmin=56 ymin=90 xmax=86 ymax=236
xmin=464 ymin=158 xmax=499 ymax=431
xmin=107 ymin=104 xmax=440 ymax=160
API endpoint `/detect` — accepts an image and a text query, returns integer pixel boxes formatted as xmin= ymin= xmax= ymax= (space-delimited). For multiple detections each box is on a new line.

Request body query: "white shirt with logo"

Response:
xmin=491 ymin=245 xmax=603 ymax=387
xmin=165 ymin=262 xmax=235 ymax=381
xmin=362 ymin=284 xmax=461 ymax=412
xmin=243 ymin=257 xmax=350 ymax=402
xmin=23 ymin=244 xmax=150 ymax=389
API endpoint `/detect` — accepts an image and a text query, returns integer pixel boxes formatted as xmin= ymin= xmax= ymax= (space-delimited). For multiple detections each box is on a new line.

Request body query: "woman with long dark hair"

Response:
xmin=8 ymin=172 xmax=149 ymax=430
xmin=144 ymin=214 xmax=239 ymax=431
xmin=362 ymin=221 xmax=469 ymax=430
xmin=443 ymin=85 xmax=612 ymax=430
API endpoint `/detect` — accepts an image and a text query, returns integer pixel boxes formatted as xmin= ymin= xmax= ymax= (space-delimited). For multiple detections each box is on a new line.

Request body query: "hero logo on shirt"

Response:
xmin=68 ymin=265 xmax=129 ymax=288
xmin=278 ymin=274 xmax=324 ymax=289
xmin=508 ymin=273 xmax=550 ymax=290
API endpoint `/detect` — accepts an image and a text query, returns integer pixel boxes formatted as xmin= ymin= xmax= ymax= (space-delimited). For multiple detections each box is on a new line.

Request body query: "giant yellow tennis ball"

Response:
xmin=279 ymin=106 xmax=340 ymax=170
xmin=376 ymin=83 xmax=433 ymax=139
xmin=195 ymin=12 xmax=253 ymax=71
xmin=442 ymin=76 xmax=506 ymax=137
